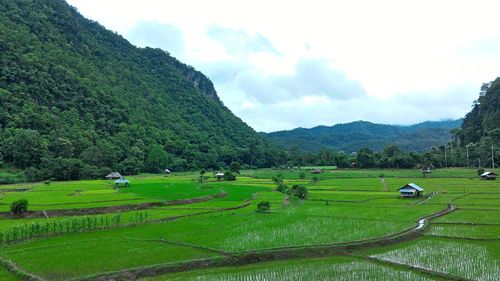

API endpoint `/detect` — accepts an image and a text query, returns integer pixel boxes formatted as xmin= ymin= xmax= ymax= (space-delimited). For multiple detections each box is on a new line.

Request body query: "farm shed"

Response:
xmin=480 ymin=172 xmax=497 ymax=180
xmin=114 ymin=178 xmax=129 ymax=187
xmin=164 ymin=168 xmax=171 ymax=174
xmin=310 ymin=168 xmax=322 ymax=174
xmin=215 ymin=172 xmax=224 ymax=181
xmin=398 ymin=183 xmax=424 ymax=198
xmin=105 ymin=172 xmax=122 ymax=179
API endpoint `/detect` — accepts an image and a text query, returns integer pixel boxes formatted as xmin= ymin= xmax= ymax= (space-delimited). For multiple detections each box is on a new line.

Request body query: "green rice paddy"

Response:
xmin=0 ymin=168 xmax=498 ymax=280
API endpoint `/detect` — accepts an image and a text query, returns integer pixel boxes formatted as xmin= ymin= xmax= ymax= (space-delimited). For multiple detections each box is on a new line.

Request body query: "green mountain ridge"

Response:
xmin=0 ymin=0 xmax=283 ymax=180
xmin=262 ymin=119 xmax=463 ymax=153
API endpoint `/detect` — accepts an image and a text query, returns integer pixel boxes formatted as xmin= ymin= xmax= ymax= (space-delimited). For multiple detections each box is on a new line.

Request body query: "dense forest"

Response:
xmin=287 ymin=80 xmax=499 ymax=170
xmin=262 ymin=120 xmax=463 ymax=153
xmin=0 ymin=0 xmax=286 ymax=181
xmin=0 ymin=0 xmax=497 ymax=184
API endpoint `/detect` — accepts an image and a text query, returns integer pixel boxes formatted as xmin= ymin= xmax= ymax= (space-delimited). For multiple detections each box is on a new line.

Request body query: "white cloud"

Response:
xmin=67 ymin=0 xmax=500 ymax=132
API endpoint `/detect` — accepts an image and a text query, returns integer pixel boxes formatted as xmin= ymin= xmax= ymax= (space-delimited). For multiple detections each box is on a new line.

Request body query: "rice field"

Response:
xmin=0 ymin=168 xmax=498 ymax=280
xmin=142 ymin=256 xmax=438 ymax=281
xmin=370 ymin=238 xmax=500 ymax=281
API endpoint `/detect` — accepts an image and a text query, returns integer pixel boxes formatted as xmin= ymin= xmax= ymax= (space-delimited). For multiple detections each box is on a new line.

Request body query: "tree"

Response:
xmin=199 ymin=169 xmax=206 ymax=183
xmin=223 ymin=170 xmax=236 ymax=181
xmin=290 ymin=185 xmax=308 ymax=200
xmin=11 ymin=199 xmax=28 ymax=215
xmin=229 ymin=162 xmax=241 ymax=174
xmin=145 ymin=145 xmax=171 ymax=173
xmin=256 ymin=201 xmax=270 ymax=213
xmin=272 ymin=173 xmax=284 ymax=185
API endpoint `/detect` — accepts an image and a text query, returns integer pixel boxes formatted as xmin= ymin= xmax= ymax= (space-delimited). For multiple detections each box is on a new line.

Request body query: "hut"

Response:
xmin=480 ymin=172 xmax=497 ymax=180
xmin=310 ymin=168 xmax=322 ymax=174
xmin=215 ymin=172 xmax=224 ymax=181
xmin=398 ymin=183 xmax=424 ymax=198
xmin=164 ymin=168 xmax=171 ymax=174
xmin=114 ymin=177 xmax=130 ymax=188
xmin=105 ymin=172 xmax=122 ymax=180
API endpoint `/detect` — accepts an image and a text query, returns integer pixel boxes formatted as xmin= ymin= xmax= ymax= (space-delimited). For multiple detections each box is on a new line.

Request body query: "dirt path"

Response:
xmin=74 ymin=205 xmax=456 ymax=281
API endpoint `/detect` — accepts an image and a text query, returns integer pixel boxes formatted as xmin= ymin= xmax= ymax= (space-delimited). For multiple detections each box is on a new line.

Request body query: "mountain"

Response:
xmin=0 ymin=0 xmax=283 ymax=180
xmin=262 ymin=119 xmax=463 ymax=153
xmin=456 ymin=78 xmax=499 ymax=167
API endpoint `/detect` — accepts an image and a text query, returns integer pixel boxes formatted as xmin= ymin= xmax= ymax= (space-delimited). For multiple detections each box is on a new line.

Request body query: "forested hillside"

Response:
xmin=263 ymin=120 xmax=462 ymax=153
xmin=456 ymin=78 xmax=500 ymax=167
xmin=0 ymin=0 xmax=284 ymax=181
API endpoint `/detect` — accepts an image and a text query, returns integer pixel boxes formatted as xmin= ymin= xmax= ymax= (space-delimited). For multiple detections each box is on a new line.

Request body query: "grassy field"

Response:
xmin=0 ymin=168 xmax=498 ymax=280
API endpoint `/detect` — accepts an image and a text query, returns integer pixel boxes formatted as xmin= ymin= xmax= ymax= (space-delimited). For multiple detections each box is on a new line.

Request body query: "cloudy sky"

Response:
xmin=67 ymin=0 xmax=500 ymax=132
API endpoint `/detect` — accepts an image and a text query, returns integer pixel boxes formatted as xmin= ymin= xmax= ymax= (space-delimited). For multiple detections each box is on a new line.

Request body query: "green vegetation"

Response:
xmin=255 ymin=201 xmax=270 ymax=213
xmin=0 ymin=0 xmax=284 ymax=182
xmin=263 ymin=119 xmax=462 ymax=152
xmin=9 ymin=199 xmax=28 ymax=215
xmin=0 ymin=168 xmax=497 ymax=280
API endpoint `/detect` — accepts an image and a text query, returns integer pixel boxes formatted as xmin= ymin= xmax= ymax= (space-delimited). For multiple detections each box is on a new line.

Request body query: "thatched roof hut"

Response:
xmin=105 ymin=172 xmax=122 ymax=179
xmin=480 ymin=172 xmax=497 ymax=180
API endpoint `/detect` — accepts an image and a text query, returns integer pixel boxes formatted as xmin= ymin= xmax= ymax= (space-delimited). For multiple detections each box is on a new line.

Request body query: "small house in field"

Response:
xmin=164 ymin=169 xmax=171 ymax=174
xmin=398 ymin=183 xmax=424 ymax=198
xmin=310 ymin=168 xmax=322 ymax=174
xmin=215 ymin=172 xmax=224 ymax=181
xmin=105 ymin=172 xmax=122 ymax=180
xmin=480 ymin=172 xmax=497 ymax=180
xmin=114 ymin=177 xmax=129 ymax=188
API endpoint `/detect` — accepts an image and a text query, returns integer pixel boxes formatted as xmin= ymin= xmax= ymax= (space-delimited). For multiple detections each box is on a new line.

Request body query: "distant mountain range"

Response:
xmin=262 ymin=119 xmax=463 ymax=153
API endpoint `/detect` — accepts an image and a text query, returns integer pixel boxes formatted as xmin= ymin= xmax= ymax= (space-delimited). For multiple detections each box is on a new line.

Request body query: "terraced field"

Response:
xmin=0 ymin=168 xmax=498 ymax=280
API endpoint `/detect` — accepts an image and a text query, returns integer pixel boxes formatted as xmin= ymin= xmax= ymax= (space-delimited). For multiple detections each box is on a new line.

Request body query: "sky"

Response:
xmin=67 ymin=0 xmax=500 ymax=132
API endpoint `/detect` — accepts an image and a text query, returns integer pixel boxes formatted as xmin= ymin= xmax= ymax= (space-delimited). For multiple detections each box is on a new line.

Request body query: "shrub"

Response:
xmin=298 ymin=172 xmax=306 ymax=179
xmin=10 ymin=199 xmax=28 ymax=215
xmin=290 ymin=185 xmax=309 ymax=200
xmin=276 ymin=183 xmax=289 ymax=193
xmin=477 ymin=168 xmax=485 ymax=176
xmin=256 ymin=201 xmax=271 ymax=213
xmin=272 ymin=173 xmax=283 ymax=185
xmin=311 ymin=176 xmax=319 ymax=184
xmin=224 ymin=170 xmax=236 ymax=181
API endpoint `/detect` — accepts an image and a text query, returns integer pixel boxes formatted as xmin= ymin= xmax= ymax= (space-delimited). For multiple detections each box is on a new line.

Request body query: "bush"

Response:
xmin=256 ymin=201 xmax=270 ymax=213
xmin=223 ymin=170 xmax=236 ymax=181
xmin=477 ymin=168 xmax=485 ymax=176
xmin=276 ymin=183 xmax=289 ymax=193
xmin=272 ymin=173 xmax=283 ymax=185
xmin=10 ymin=199 xmax=28 ymax=215
xmin=290 ymin=185 xmax=309 ymax=200
xmin=298 ymin=172 xmax=306 ymax=179
xmin=311 ymin=176 xmax=319 ymax=184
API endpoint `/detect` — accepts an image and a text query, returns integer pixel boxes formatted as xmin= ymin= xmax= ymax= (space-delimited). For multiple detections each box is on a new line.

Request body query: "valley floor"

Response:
xmin=0 ymin=168 xmax=498 ymax=281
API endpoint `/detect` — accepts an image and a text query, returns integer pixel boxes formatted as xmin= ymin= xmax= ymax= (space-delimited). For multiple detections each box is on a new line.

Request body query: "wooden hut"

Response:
xmin=480 ymin=172 xmax=497 ymax=180
xmin=215 ymin=172 xmax=224 ymax=181
xmin=310 ymin=168 xmax=322 ymax=174
xmin=398 ymin=183 xmax=424 ymax=198
xmin=105 ymin=172 xmax=122 ymax=180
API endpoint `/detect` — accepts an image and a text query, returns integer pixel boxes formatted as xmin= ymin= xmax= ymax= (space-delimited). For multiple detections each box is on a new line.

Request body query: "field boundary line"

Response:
xmin=425 ymin=234 xmax=500 ymax=241
xmin=364 ymin=255 xmax=474 ymax=281
xmin=122 ymin=237 xmax=230 ymax=255
xmin=0 ymin=256 xmax=46 ymax=281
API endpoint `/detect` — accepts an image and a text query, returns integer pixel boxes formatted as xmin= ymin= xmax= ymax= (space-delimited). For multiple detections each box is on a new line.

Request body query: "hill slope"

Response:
xmin=262 ymin=119 xmax=463 ymax=153
xmin=0 ymin=0 xmax=282 ymax=180
xmin=457 ymin=78 xmax=499 ymax=167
